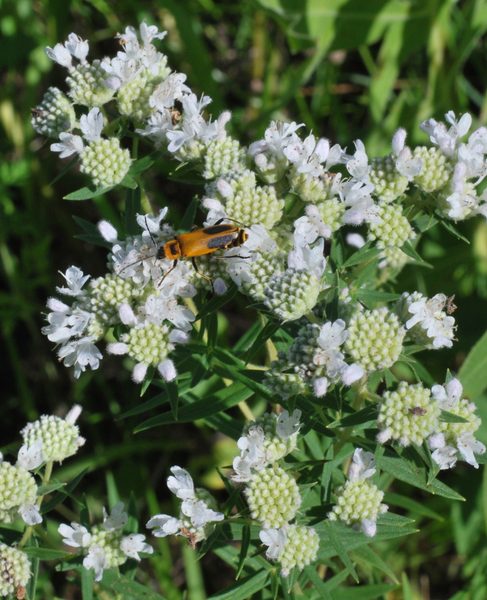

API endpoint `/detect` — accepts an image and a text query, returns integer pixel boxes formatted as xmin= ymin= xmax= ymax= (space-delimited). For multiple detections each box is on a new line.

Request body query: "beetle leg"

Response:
xmin=191 ymin=257 xmax=215 ymax=292
xmin=157 ymin=260 xmax=178 ymax=288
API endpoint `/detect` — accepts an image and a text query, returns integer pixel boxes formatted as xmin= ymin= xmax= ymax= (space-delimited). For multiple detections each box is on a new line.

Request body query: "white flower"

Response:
xmin=17 ymin=440 xmax=44 ymax=471
xmin=348 ymin=448 xmax=376 ymax=482
xmin=149 ymin=73 xmax=190 ymax=110
xmin=287 ymin=237 xmax=326 ymax=279
xmin=345 ymin=140 xmax=370 ymax=182
xmin=146 ymin=514 xmax=182 ymax=537
xmin=167 ymin=466 xmax=195 ymax=500
xmin=293 ymin=205 xmax=333 ymax=244
xmin=340 ymin=180 xmax=378 ymax=225
xmin=56 ymin=266 xmax=90 ymax=297
xmin=232 ymin=425 xmax=267 ymax=482
xmin=136 ymin=207 xmax=168 ymax=239
xmin=361 ymin=518 xmax=377 ymax=537
xmin=144 ymin=294 xmax=195 ymax=331
xmin=346 ymin=233 xmax=366 ymax=248
xmin=102 ymin=502 xmax=128 ymax=531
xmin=457 ymin=432 xmax=486 ymax=468
xmin=431 ymin=378 xmax=463 ymax=409
xmin=276 ymin=410 xmax=302 ymax=440
xmin=45 ymin=43 xmax=73 ymax=68
xmin=80 ymin=108 xmax=104 ymax=142
xmin=431 ymin=445 xmax=458 ymax=470
xmin=181 ymin=499 xmax=224 ymax=529
xmin=421 ymin=112 xmax=472 ymax=158
xmin=57 ymin=337 xmax=102 ymax=379
xmin=83 ymin=545 xmax=107 ymax=582
xmin=249 ymin=121 xmax=304 ymax=159
xmin=120 ymin=534 xmax=153 ymax=560
xmin=445 ymin=163 xmax=480 ymax=220
xmin=392 ymin=128 xmax=422 ymax=179
xmin=405 ymin=292 xmax=455 ymax=349
xmin=284 ymin=133 xmax=332 ymax=177
xmin=259 ymin=528 xmax=286 ymax=560
xmin=51 ymin=132 xmax=84 ymax=158
xmin=64 ymin=33 xmax=89 ymax=63
xmin=19 ymin=504 xmax=42 ymax=526
xmin=58 ymin=522 xmax=92 ymax=548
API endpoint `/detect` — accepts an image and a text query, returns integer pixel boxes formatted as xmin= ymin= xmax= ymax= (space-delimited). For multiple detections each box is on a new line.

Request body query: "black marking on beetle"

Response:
xmin=203 ymin=224 xmax=236 ymax=235
xmin=206 ymin=233 xmax=238 ymax=249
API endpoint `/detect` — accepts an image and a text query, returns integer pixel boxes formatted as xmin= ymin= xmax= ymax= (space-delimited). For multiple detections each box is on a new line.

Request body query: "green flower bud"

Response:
xmin=328 ymin=479 xmax=387 ymax=535
xmin=412 ymin=146 xmax=452 ymax=192
xmin=0 ymin=544 xmax=30 ymax=598
xmin=203 ymin=137 xmax=246 ymax=180
xmin=264 ymin=269 xmax=321 ymax=321
xmin=121 ymin=323 xmax=173 ymax=367
xmin=378 ymin=382 xmax=440 ymax=446
xmin=279 ymin=525 xmax=320 ymax=576
xmin=89 ymin=274 xmax=142 ymax=324
xmin=21 ymin=413 xmax=84 ymax=464
xmin=31 ymin=87 xmax=76 ymax=138
xmin=368 ymin=203 xmax=414 ymax=249
xmin=369 ymin=156 xmax=408 ymax=202
xmin=67 ymin=60 xmax=114 ymax=107
xmin=0 ymin=463 xmax=37 ymax=523
xmin=80 ymin=138 xmax=131 ymax=188
xmin=245 ymin=466 xmax=301 ymax=528
xmin=89 ymin=526 xmax=126 ymax=568
xmin=345 ymin=308 xmax=405 ymax=372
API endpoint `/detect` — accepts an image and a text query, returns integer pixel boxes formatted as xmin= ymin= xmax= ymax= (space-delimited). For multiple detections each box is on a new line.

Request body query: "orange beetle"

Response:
xmin=156 ymin=222 xmax=249 ymax=282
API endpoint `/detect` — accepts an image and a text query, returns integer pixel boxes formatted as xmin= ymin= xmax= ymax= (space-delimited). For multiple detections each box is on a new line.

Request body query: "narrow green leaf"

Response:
xmin=352 ymin=545 xmax=398 ymax=583
xmin=342 ymin=245 xmax=380 ymax=268
xmin=134 ymin=383 xmax=253 ymax=432
xmin=236 ymin=525 xmax=251 ymax=579
xmin=208 ymin=570 xmax=270 ymax=600
xmin=440 ymin=410 xmax=469 ymax=424
xmin=378 ymin=455 xmax=465 ymax=500
xmin=458 ymin=329 xmax=487 ymax=399
xmin=332 ymin=583 xmax=398 ymax=599
xmin=324 ymin=521 xmax=359 ymax=582
xmin=23 ymin=548 xmax=69 ymax=560
xmin=384 ymin=492 xmax=443 ymax=521
xmin=401 ymin=242 xmax=432 ymax=268
xmin=64 ymin=186 xmax=109 ymax=200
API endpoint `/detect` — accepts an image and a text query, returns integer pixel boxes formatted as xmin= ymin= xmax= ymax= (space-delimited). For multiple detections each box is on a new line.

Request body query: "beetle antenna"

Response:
xmin=115 ymin=252 xmax=158 ymax=276
xmin=144 ymin=216 xmax=158 ymax=249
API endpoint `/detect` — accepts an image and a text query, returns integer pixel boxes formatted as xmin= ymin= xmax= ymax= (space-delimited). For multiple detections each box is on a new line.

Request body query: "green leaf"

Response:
xmin=378 ymin=455 xmax=465 ymax=500
xmin=37 ymin=480 xmax=66 ymax=495
xmin=324 ymin=521 xmax=359 ymax=582
xmin=332 ymin=583 xmax=398 ymax=599
xmin=134 ymin=382 xmax=254 ymax=432
xmin=352 ymin=545 xmax=398 ymax=583
xmin=236 ymin=525 xmax=251 ymax=579
xmin=208 ymin=570 xmax=270 ymax=600
xmin=384 ymin=492 xmax=443 ymax=521
xmin=64 ymin=186 xmax=110 ymax=200
xmin=459 ymin=329 xmax=487 ymax=399
xmin=342 ymin=244 xmax=380 ymax=268
xmin=101 ymin=571 xmax=167 ymax=599
xmin=401 ymin=241 xmax=433 ymax=268
xmin=23 ymin=547 xmax=69 ymax=560
xmin=440 ymin=410 xmax=469 ymax=424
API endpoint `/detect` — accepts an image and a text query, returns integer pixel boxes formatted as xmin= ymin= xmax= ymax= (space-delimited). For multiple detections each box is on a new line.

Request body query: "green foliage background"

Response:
xmin=1 ymin=0 xmax=487 ymax=598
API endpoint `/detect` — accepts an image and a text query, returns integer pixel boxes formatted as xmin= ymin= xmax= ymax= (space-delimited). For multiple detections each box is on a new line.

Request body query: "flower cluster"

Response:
xmin=377 ymin=377 xmax=485 ymax=469
xmin=42 ymin=209 xmax=197 ymax=381
xmin=146 ymin=466 xmax=224 ymax=546
xmin=232 ymin=410 xmax=320 ymax=576
xmin=0 ymin=406 xmax=86 ymax=595
xmin=59 ymin=502 xmax=152 ymax=581
xmin=328 ymin=449 xmax=388 ymax=537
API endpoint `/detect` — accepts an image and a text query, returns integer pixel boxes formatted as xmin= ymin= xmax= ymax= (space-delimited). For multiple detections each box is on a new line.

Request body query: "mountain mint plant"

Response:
xmin=13 ymin=21 xmax=485 ymax=597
